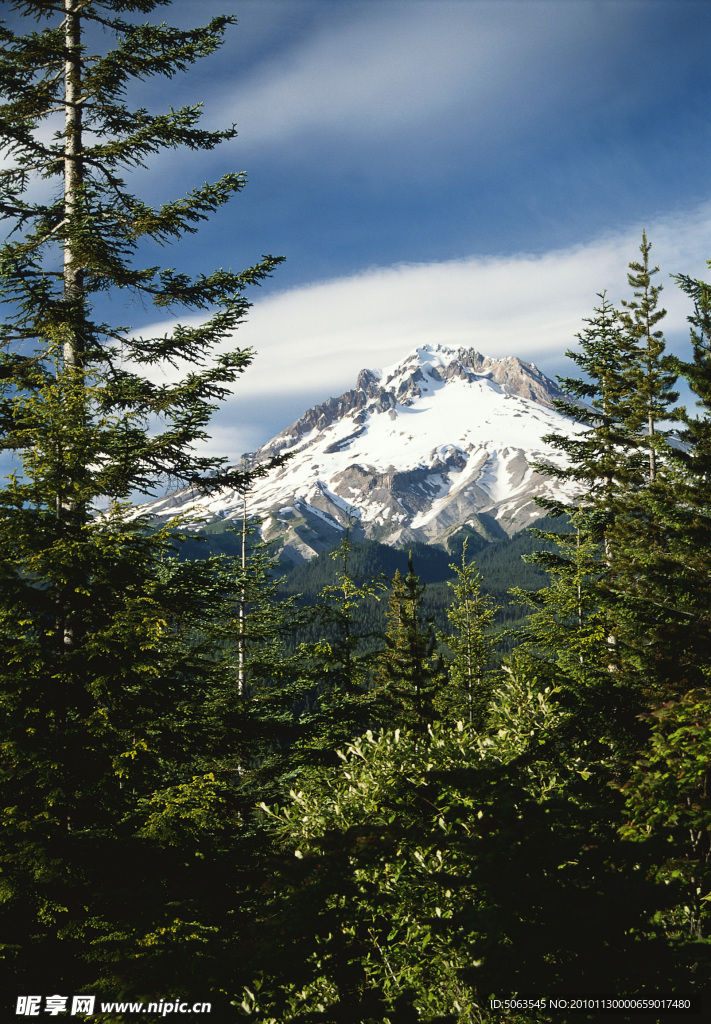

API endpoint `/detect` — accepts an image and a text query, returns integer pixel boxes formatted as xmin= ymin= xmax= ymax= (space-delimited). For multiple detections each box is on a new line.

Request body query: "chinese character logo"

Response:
xmin=45 ymin=996 xmax=69 ymax=1017
xmin=15 ymin=997 xmax=41 ymax=1016
xmin=71 ymin=996 xmax=96 ymax=1015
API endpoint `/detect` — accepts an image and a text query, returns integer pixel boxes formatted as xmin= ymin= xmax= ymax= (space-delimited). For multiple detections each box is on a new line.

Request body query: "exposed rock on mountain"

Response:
xmin=140 ymin=344 xmax=580 ymax=564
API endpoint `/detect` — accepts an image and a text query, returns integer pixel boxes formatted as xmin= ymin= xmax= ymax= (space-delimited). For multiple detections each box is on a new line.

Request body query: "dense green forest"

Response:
xmin=180 ymin=524 xmax=557 ymax=646
xmin=0 ymin=3 xmax=710 ymax=1023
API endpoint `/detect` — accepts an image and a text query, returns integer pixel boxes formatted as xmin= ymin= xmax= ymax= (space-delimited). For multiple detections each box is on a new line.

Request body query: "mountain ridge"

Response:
xmin=249 ymin=347 xmax=568 ymax=465
xmin=141 ymin=344 xmax=579 ymax=564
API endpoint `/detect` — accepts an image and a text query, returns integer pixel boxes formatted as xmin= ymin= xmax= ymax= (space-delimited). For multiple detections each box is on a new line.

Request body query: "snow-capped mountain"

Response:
xmin=141 ymin=344 xmax=580 ymax=564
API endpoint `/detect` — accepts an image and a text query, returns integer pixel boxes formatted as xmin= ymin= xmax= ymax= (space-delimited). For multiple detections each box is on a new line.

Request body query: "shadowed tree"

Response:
xmin=375 ymin=555 xmax=443 ymax=735
xmin=0 ymin=0 xmax=282 ymax=1005
xmin=437 ymin=540 xmax=500 ymax=728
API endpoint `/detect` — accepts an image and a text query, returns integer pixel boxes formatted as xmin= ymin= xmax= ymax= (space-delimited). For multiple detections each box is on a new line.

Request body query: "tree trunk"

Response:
xmin=238 ymin=464 xmax=247 ymax=695
xmin=64 ymin=0 xmax=84 ymax=365
xmin=60 ymin=0 xmax=85 ymax=652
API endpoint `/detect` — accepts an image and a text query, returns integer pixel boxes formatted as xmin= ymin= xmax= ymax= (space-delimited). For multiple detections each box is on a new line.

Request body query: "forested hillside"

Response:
xmin=179 ymin=523 xmax=553 ymax=631
xmin=1 ymin=4 xmax=709 ymax=1024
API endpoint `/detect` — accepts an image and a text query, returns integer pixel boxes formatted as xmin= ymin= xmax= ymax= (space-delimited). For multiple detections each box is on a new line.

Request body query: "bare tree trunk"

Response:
xmin=237 ymin=463 xmax=247 ymax=695
xmin=59 ymin=0 xmax=85 ymax=654
xmin=648 ymin=398 xmax=657 ymax=484
xmin=465 ymin=593 xmax=474 ymax=726
xmin=577 ymin=526 xmax=584 ymax=666
xmin=64 ymin=0 xmax=84 ymax=365
xmin=602 ymin=470 xmax=619 ymax=672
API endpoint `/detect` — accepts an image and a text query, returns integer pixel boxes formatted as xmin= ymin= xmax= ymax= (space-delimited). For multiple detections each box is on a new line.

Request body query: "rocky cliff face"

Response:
xmin=140 ymin=344 xmax=579 ymax=564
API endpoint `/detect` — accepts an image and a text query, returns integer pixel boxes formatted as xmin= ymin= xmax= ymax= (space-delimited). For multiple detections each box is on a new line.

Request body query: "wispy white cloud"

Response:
xmin=140 ymin=201 xmax=711 ymax=458
xmin=217 ymin=1 xmax=632 ymax=158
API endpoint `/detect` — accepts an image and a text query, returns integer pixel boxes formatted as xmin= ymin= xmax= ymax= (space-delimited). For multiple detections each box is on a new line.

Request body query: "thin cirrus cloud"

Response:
xmin=214 ymin=2 xmax=630 ymax=158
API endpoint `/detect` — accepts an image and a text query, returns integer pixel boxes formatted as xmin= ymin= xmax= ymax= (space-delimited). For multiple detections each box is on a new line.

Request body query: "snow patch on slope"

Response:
xmin=138 ymin=343 xmax=581 ymax=561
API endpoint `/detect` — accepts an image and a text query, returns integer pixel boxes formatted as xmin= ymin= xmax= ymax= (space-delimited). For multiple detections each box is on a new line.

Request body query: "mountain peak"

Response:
xmin=264 ymin=345 xmax=564 ymax=455
xmin=138 ymin=344 xmax=577 ymax=565
xmin=377 ymin=343 xmax=562 ymax=408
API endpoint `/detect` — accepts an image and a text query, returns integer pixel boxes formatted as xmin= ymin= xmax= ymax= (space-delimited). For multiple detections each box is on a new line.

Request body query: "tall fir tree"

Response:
xmin=296 ymin=525 xmax=386 ymax=766
xmin=214 ymin=521 xmax=311 ymax=809
xmin=619 ymin=230 xmax=678 ymax=484
xmin=527 ymin=255 xmax=679 ymax=717
xmin=514 ymin=511 xmax=617 ymax=721
xmin=0 ymin=0 xmax=282 ymax=1005
xmin=599 ymin=237 xmax=691 ymax=703
xmin=374 ymin=555 xmax=442 ymax=735
xmin=526 ymin=293 xmax=645 ymax=735
xmin=512 ymin=246 xmax=711 ymax=983
xmin=437 ymin=540 xmax=500 ymax=728
xmin=537 ymin=291 xmax=642 ymax=526
xmin=611 ymin=266 xmax=711 ymax=697
xmin=606 ymin=267 xmax=711 ymax=947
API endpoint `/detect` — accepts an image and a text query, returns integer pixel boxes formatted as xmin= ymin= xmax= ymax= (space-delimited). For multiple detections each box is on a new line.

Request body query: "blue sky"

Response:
xmin=155 ymin=0 xmax=710 ymax=286
xmin=146 ymin=0 xmax=711 ymax=458
xmin=8 ymin=0 xmax=711 ymax=460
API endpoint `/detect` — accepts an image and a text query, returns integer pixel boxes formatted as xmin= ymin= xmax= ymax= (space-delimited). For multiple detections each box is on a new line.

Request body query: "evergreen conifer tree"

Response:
xmin=216 ymin=523 xmax=312 ymax=808
xmin=594 ymin=238 xmax=695 ymax=703
xmin=295 ymin=526 xmax=386 ymax=764
xmin=604 ymin=267 xmax=711 ymax=948
xmin=519 ymin=256 xmax=681 ymax=757
xmin=0 ymin=0 xmax=282 ymax=1004
xmin=375 ymin=556 xmax=442 ymax=734
xmin=538 ymin=291 xmax=642 ymax=523
xmin=527 ymin=294 xmax=645 ymax=728
xmin=602 ymin=267 xmax=711 ymax=700
xmin=516 ymin=515 xmax=602 ymax=674
xmin=437 ymin=540 xmax=499 ymax=728
xmin=619 ymin=231 xmax=678 ymax=484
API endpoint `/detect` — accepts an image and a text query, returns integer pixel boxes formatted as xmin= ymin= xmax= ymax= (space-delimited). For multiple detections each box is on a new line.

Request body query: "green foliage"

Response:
xmin=610 ymin=268 xmax=711 ymax=701
xmin=538 ymin=291 xmax=642 ymax=512
xmin=513 ymin=512 xmax=632 ymax=732
xmin=220 ymin=528 xmax=315 ymax=809
xmin=0 ymin=504 xmax=251 ymax=999
xmin=620 ymin=689 xmax=711 ymax=942
xmin=291 ymin=527 xmax=388 ymax=767
xmin=619 ymin=230 xmax=678 ymax=484
xmin=0 ymin=2 xmax=283 ymax=497
xmin=246 ymin=661 xmax=705 ymax=1022
xmin=0 ymin=0 xmax=281 ymax=1007
xmin=249 ymin=724 xmax=491 ymax=1023
xmin=437 ymin=541 xmax=501 ymax=728
xmin=4 ymin=15 xmax=711 ymax=1013
xmin=374 ymin=556 xmax=444 ymax=734
xmin=524 ymin=238 xmax=691 ymax=733
xmin=312 ymin=529 xmax=385 ymax=697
